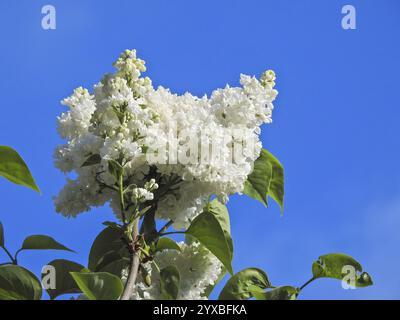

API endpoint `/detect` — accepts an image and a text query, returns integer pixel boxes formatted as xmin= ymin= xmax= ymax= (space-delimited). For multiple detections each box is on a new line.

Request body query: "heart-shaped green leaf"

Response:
xmin=243 ymin=155 xmax=272 ymax=207
xmin=204 ymin=199 xmax=233 ymax=258
xmin=70 ymin=272 xmax=123 ymax=300
xmin=160 ymin=266 xmax=180 ymax=300
xmin=243 ymin=149 xmax=284 ymax=211
xmin=186 ymin=212 xmax=233 ymax=275
xmin=43 ymin=259 xmax=85 ymax=300
xmin=88 ymin=226 xmax=128 ymax=271
xmin=0 ymin=265 xmax=42 ymax=300
xmin=219 ymin=268 xmax=271 ymax=300
xmin=0 ymin=146 xmax=40 ymax=192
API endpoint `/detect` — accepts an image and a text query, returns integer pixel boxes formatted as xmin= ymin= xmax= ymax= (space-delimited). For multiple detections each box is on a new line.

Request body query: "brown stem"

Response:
xmin=158 ymin=219 xmax=173 ymax=234
xmin=120 ymin=218 xmax=140 ymax=300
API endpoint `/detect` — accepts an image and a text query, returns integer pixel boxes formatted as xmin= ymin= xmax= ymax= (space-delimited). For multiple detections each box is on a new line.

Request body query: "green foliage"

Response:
xmin=1 ymin=222 xmax=75 ymax=265
xmin=243 ymin=149 xmax=284 ymax=210
xmin=70 ymin=272 xmax=124 ymax=300
xmin=20 ymin=235 xmax=73 ymax=252
xmin=81 ymin=154 xmax=101 ymax=167
xmin=186 ymin=211 xmax=233 ymax=275
xmin=220 ymin=253 xmax=373 ymax=300
xmin=155 ymin=237 xmax=181 ymax=253
xmin=0 ymin=221 xmax=80 ymax=300
xmin=204 ymin=199 xmax=233 ymax=258
xmin=98 ymin=258 xmax=130 ymax=277
xmin=0 ymin=146 xmax=40 ymax=192
xmin=88 ymin=226 xmax=128 ymax=271
xmin=0 ymin=145 xmax=375 ymax=300
xmin=219 ymin=268 xmax=271 ymax=300
xmin=0 ymin=265 xmax=42 ymax=300
xmin=160 ymin=266 xmax=180 ymax=300
xmin=252 ymin=286 xmax=299 ymax=300
xmin=43 ymin=259 xmax=85 ymax=300
xmin=312 ymin=253 xmax=373 ymax=287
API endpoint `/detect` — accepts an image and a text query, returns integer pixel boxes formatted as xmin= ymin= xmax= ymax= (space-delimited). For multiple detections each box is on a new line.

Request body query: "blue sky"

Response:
xmin=0 ymin=0 xmax=399 ymax=299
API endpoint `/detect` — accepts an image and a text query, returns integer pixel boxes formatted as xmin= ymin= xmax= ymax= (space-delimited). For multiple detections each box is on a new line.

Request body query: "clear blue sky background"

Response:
xmin=0 ymin=0 xmax=399 ymax=299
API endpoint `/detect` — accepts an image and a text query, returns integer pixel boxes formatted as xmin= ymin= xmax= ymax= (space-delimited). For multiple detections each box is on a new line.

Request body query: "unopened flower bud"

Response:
xmin=145 ymin=178 xmax=159 ymax=191
xmin=260 ymin=70 xmax=276 ymax=88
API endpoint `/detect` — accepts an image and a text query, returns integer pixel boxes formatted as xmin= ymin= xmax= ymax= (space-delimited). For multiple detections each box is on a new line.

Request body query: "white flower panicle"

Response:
xmin=127 ymin=241 xmax=223 ymax=300
xmin=54 ymin=49 xmax=278 ymax=226
xmin=57 ymin=87 xmax=96 ymax=140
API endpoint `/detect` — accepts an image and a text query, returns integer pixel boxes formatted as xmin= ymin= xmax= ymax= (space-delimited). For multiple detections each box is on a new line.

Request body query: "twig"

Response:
xmin=1 ymin=246 xmax=17 ymax=265
xmin=159 ymin=231 xmax=186 ymax=237
xmin=120 ymin=218 xmax=140 ymax=300
xmin=299 ymin=277 xmax=316 ymax=291
xmin=158 ymin=220 xmax=173 ymax=234
xmin=118 ymin=172 xmax=127 ymax=226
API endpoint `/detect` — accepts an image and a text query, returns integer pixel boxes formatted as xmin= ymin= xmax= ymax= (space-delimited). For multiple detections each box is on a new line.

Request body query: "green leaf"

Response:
xmin=219 ymin=268 xmax=271 ymax=300
xmin=88 ymin=226 xmax=128 ymax=271
xmin=312 ymin=253 xmax=373 ymax=287
xmin=97 ymin=258 xmax=130 ymax=277
xmin=43 ymin=259 xmax=85 ymax=300
xmin=0 ymin=146 xmax=40 ymax=192
xmin=0 ymin=265 xmax=42 ymax=300
xmin=186 ymin=212 xmax=233 ymax=275
xmin=94 ymin=251 xmax=123 ymax=272
xmin=20 ymin=235 xmax=73 ymax=252
xmin=160 ymin=266 xmax=180 ymax=300
xmin=70 ymin=272 xmax=123 ymax=300
xmin=102 ymin=221 xmax=122 ymax=229
xmin=189 ymin=200 xmax=232 ymax=297
xmin=81 ymin=154 xmax=101 ymax=167
xmin=243 ymin=149 xmax=284 ymax=211
xmin=252 ymin=286 xmax=299 ymax=300
xmin=355 ymin=272 xmax=374 ymax=287
xmin=155 ymin=238 xmax=181 ymax=253
xmin=265 ymin=151 xmax=285 ymax=211
xmin=204 ymin=199 xmax=233 ymax=260
xmin=243 ymin=157 xmax=272 ymax=207
xmin=0 ymin=222 xmax=4 ymax=247
xmin=93 ymin=247 xmax=130 ymax=277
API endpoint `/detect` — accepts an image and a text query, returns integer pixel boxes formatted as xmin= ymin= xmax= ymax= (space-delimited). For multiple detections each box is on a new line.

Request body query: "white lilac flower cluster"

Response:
xmin=126 ymin=242 xmax=223 ymax=300
xmin=54 ymin=49 xmax=278 ymax=228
